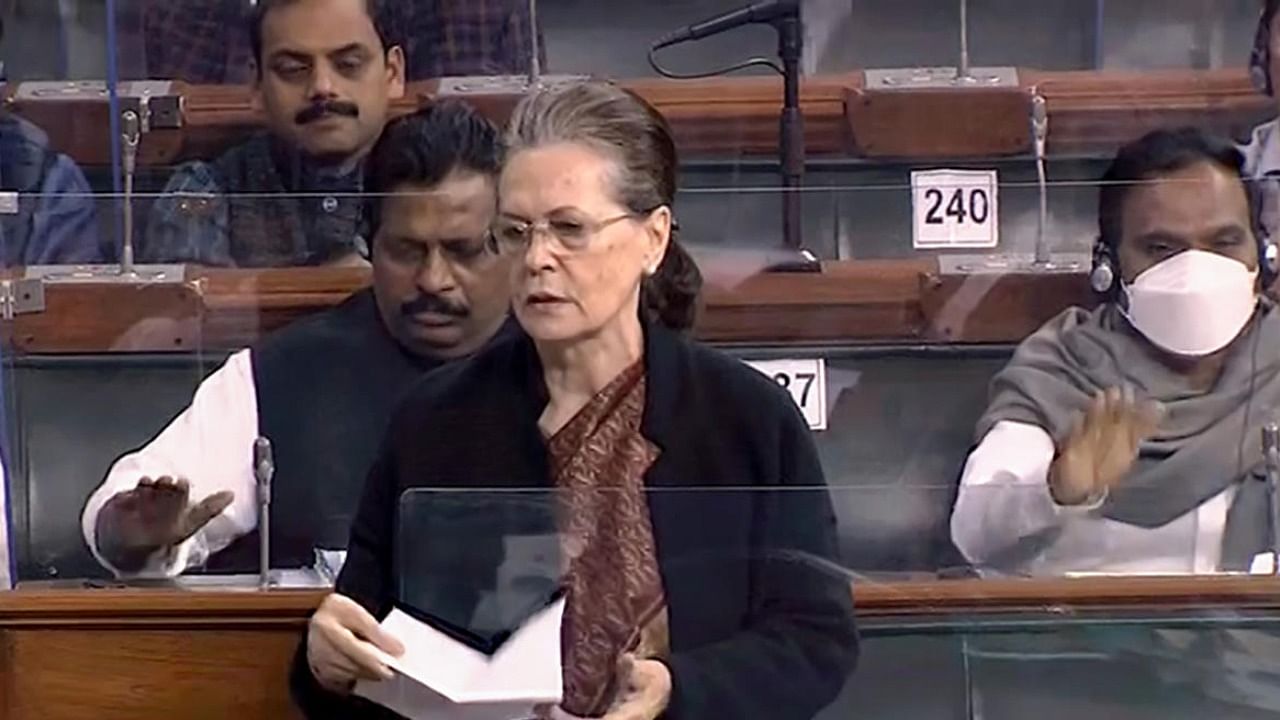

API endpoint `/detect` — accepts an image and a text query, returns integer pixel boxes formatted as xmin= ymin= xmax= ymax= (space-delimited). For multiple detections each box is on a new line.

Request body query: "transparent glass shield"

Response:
xmin=384 ymin=484 xmax=1280 ymax=719
xmin=397 ymin=489 xmax=564 ymax=655
xmin=0 ymin=329 xmax=12 ymax=590
xmin=3 ymin=273 xmax=214 ymax=584
xmin=394 ymin=481 xmax=860 ymax=655
xmin=0 ymin=2 xmax=216 ymax=586
xmin=802 ymin=0 xmax=1259 ymax=74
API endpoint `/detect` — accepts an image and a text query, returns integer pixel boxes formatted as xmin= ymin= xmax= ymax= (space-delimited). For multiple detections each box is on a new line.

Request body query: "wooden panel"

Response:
xmin=174 ymin=82 xmax=430 ymax=168
xmin=424 ymin=76 xmax=855 ymax=158
xmin=6 ymin=578 xmax=1279 ymax=623
xmin=700 ymin=259 xmax=929 ymax=343
xmin=624 ymin=76 xmax=854 ymax=158
xmin=194 ymin=266 xmax=373 ymax=351
xmin=4 ymin=268 xmax=369 ymax=355
xmin=2 ymin=261 xmax=1102 ymax=354
xmin=0 ymin=589 xmax=319 ymax=720
xmin=0 ymin=587 xmax=324 ymax=621
xmin=3 ymin=579 xmax=1279 ymax=717
xmin=1027 ymin=68 xmax=1273 ymax=157
xmin=847 ymin=85 xmax=1032 ymax=158
xmin=919 ymin=269 xmax=1095 ymax=343
xmin=6 ymin=70 xmax=1269 ymax=166
xmin=854 ymin=575 xmax=1280 ymax=617
xmin=5 ymin=281 xmax=203 ymax=355
xmin=2 ymin=85 xmax=184 ymax=168
xmin=5 ymin=628 xmax=302 ymax=720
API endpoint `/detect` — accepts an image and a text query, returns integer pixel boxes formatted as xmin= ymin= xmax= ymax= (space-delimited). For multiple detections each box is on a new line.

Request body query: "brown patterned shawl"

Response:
xmin=547 ymin=360 xmax=669 ymax=718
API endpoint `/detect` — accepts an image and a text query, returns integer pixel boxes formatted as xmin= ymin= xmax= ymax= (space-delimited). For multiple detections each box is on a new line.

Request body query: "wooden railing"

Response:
xmin=5 ymin=69 xmax=1270 ymax=167
xmin=1 ymin=260 xmax=1094 ymax=354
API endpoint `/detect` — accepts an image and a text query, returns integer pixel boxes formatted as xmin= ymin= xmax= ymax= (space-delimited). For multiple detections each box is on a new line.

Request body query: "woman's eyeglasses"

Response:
xmin=491 ymin=213 xmax=642 ymax=254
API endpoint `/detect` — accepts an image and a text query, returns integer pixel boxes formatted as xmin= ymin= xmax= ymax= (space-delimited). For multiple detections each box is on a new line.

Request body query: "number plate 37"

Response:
xmin=742 ymin=359 xmax=828 ymax=431
xmin=910 ymin=169 xmax=999 ymax=250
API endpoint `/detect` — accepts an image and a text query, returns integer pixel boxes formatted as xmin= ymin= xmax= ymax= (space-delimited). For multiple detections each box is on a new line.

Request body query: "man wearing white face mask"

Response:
xmin=951 ymin=127 xmax=1280 ymax=576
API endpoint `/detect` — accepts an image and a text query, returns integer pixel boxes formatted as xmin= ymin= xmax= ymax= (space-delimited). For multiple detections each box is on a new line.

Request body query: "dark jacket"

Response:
xmin=206 ymin=289 xmax=442 ymax=573
xmin=291 ymin=321 xmax=859 ymax=719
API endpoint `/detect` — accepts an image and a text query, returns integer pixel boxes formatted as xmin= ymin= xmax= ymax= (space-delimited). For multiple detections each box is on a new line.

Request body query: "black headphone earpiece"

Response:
xmin=1264 ymin=239 xmax=1280 ymax=285
xmin=1258 ymin=228 xmax=1280 ymax=290
xmin=1248 ymin=176 xmax=1280 ymax=289
xmin=1089 ymin=238 xmax=1118 ymax=298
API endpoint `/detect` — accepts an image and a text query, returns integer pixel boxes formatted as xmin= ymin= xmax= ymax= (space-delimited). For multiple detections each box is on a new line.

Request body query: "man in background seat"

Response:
xmin=0 ymin=15 xmax=101 ymax=266
xmin=82 ymin=101 xmax=513 ymax=577
xmin=140 ymin=0 xmax=404 ymax=267
xmin=953 ymin=128 xmax=1280 ymax=576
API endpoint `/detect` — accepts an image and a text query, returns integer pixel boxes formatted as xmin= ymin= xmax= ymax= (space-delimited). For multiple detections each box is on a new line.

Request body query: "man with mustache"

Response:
xmin=139 ymin=0 xmax=405 ymax=267
xmin=81 ymin=101 xmax=514 ymax=577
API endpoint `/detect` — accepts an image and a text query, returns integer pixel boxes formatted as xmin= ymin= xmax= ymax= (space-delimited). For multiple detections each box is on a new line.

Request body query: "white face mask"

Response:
xmin=1120 ymin=249 xmax=1259 ymax=357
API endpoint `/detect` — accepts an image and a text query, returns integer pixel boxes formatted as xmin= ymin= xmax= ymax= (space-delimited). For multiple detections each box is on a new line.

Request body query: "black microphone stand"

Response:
xmin=772 ymin=12 xmax=820 ymax=270
xmin=649 ymin=1 xmax=817 ymax=269
xmin=777 ymin=13 xmax=803 ymax=252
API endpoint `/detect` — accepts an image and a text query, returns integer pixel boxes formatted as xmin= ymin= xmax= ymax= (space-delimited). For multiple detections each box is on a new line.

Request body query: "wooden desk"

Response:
xmin=855 ymin=575 xmax=1280 ymax=618
xmin=3 ymin=260 xmax=1093 ymax=354
xmin=4 ymin=576 xmax=1279 ymax=718
xmin=0 ymin=589 xmax=320 ymax=720
xmin=5 ymin=70 xmax=1269 ymax=166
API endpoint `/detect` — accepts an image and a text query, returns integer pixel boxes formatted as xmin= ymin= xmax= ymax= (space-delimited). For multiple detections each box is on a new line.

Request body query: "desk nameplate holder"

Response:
xmin=0 ymin=278 xmax=45 ymax=319
xmin=434 ymin=75 xmax=590 ymax=97
xmin=868 ymin=0 xmax=1017 ymax=91
xmin=24 ymin=264 xmax=187 ymax=285
xmin=938 ymin=252 xmax=1089 ymax=276
xmin=865 ymin=67 xmax=1019 ymax=91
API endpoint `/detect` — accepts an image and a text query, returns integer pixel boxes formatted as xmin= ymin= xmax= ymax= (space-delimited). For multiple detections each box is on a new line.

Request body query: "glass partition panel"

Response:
xmin=854 ymin=605 xmax=1280 ymax=719
xmin=804 ymin=0 xmax=1261 ymax=74
xmin=376 ymin=486 xmax=1280 ymax=719
xmin=1 ymin=1 xmax=1278 ymax=717
xmin=4 ymin=280 xmax=215 ymax=583
xmin=0 ymin=329 xmax=11 ymax=590
xmin=394 ymin=487 xmax=858 ymax=719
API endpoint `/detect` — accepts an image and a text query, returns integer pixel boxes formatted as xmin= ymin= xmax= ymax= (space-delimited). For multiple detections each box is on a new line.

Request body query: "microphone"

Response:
xmin=1031 ymin=95 xmax=1048 ymax=160
xmin=651 ymin=0 xmax=799 ymax=50
xmin=254 ymin=437 xmax=275 ymax=589
xmin=1030 ymin=94 xmax=1050 ymax=266
xmin=1264 ymin=423 xmax=1280 ymax=575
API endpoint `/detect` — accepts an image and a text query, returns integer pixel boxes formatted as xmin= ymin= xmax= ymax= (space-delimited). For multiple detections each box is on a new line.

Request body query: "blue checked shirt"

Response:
xmin=0 ymin=113 xmax=103 ymax=267
xmin=141 ymin=133 xmax=366 ymax=267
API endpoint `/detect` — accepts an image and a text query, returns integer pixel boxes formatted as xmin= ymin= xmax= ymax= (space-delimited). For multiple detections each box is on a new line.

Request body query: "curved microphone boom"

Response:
xmin=651 ymin=0 xmax=799 ymax=51
xmin=649 ymin=0 xmax=812 ymax=260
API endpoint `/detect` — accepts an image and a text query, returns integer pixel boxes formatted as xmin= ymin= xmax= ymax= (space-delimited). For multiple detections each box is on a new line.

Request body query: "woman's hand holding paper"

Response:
xmin=306 ymin=593 xmax=405 ymax=694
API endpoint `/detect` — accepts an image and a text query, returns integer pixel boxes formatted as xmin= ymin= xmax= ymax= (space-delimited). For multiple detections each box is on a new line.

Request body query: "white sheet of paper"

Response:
xmin=1251 ymin=552 xmax=1277 ymax=575
xmin=355 ymin=597 xmax=566 ymax=720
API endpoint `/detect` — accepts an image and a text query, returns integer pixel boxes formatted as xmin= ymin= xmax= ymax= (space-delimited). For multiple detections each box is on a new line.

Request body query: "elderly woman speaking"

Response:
xmin=293 ymin=81 xmax=858 ymax=720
